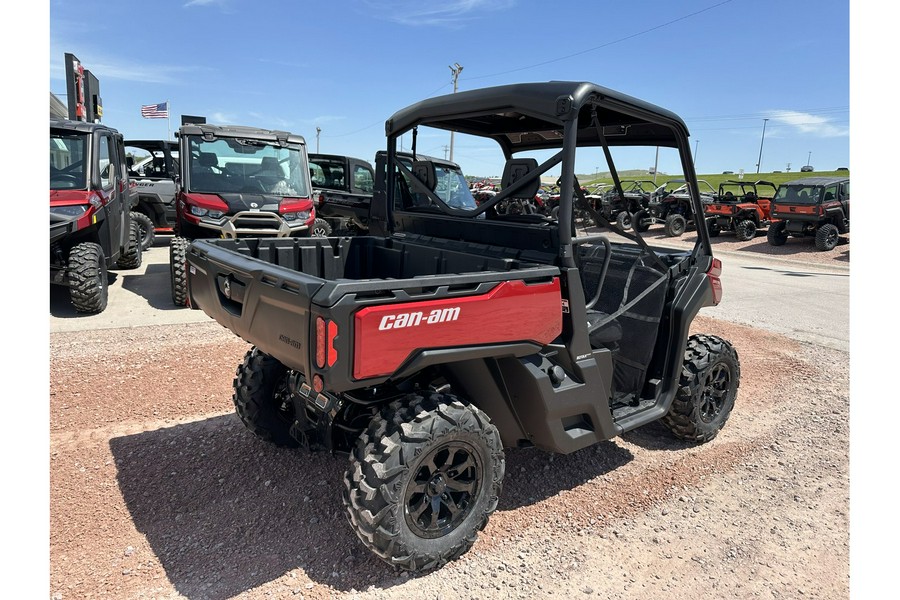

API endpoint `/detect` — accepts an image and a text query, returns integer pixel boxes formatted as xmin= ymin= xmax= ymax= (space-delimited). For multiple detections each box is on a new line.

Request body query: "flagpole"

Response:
xmin=167 ymin=99 xmax=171 ymax=140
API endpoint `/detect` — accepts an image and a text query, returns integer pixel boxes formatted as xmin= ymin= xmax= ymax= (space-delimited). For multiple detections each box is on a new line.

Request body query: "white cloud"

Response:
xmin=209 ymin=112 xmax=237 ymax=124
xmin=184 ymin=0 xmax=226 ymax=7
xmin=363 ymin=0 xmax=515 ymax=27
xmin=767 ymin=110 xmax=849 ymax=138
xmin=49 ymin=44 xmax=198 ymax=85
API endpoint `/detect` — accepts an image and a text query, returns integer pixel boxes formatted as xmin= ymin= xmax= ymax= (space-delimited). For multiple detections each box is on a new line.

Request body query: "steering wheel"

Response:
xmin=51 ymin=173 xmax=80 ymax=185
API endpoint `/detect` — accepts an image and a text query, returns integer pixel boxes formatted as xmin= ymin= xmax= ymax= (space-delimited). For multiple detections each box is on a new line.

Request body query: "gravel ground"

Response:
xmin=49 ymin=309 xmax=850 ymax=599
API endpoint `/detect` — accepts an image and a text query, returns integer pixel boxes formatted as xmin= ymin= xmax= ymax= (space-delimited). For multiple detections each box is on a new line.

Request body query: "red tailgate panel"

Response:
xmin=353 ymin=278 xmax=562 ymax=380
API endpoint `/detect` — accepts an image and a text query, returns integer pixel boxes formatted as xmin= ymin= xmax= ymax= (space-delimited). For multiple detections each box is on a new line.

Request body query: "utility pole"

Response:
xmin=755 ymin=118 xmax=769 ymax=174
xmin=449 ymin=63 xmax=463 ymax=162
xmin=807 ymin=150 xmax=812 ymax=167
xmin=693 ymin=139 xmax=700 ymax=168
xmin=316 ymin=127 xmax=321 ymax=153
xmin=443 ymin=145 xmax=449 ymax=160
xmin=653 ymin=146 xmax=659 ymax=184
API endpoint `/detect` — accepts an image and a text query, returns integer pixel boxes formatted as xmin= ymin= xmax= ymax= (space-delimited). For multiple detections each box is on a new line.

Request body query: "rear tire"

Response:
xmin=68 ymin=242 xmax=108 ymax=314
xmin=116 ymin=221 xmax=143 ymax=269
xmin=661 ymin=334 xmax=740 ymax=443
xmin=706 ymin=218 xmax=720 ymax=237
xmin=169 ymin=236 xmax=190 ymax=306
xmin=815 ymin=223 xmax=839 ymax=251
xmin=767 ymin=221 xmax=788 ymax=246
xmin=664 ymin=214 xmax=687 ymax=237
xmin=130 ymin=211 xmax=155 ymax=251
xmin=232 ymin=347 xmax=300 ymax=448
xmin=633 ymin=210 xmax=651 ymax=232
xmin=735 ymin=219 xmax=756 ymax=241
xmin=343 ymin=393 xmax=504 ymax=572
xmin=615 ymin=211 xmax=632 ymax=231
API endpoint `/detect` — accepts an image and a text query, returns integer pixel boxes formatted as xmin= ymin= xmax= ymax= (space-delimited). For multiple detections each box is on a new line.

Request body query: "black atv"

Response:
xmin=598 ymin=179 xmax=656 ymax=230
xmin=634 ymin=179 xmax=716 ymax=237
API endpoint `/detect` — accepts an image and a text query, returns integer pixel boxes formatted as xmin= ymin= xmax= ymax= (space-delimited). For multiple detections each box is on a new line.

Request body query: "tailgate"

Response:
xmin=186 ymin=239 xmax=327 ymax=374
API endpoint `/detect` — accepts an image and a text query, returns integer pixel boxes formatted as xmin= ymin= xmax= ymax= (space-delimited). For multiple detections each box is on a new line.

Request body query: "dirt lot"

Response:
xmin=48 ymin=219 xmax=851 ymax=599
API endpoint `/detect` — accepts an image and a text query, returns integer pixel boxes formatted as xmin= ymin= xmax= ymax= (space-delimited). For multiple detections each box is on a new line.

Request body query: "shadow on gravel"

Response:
xmin=620 ymin=419 xmax=701 ymax=451
xmin=497 ymin=442 xmax=634 ymax=511
xmin=110 ymin=415 xmax=641 ymax=597
xmin=110 ymin=415 xmax=408 ymax=597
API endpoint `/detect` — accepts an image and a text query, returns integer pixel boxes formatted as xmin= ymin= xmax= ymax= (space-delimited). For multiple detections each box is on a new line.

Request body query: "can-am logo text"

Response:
xmin=378 ymin=307 xmax=461 ymax=330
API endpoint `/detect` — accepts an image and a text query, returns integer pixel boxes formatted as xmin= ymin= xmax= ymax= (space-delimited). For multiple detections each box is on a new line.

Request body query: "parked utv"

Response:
xmin=169 ymin=124 xmax=316 ymax=305
xmin=50 ymin=118 xmax=143 ymax=313
xmin=308 ymin=153 xmax=375 ymax=236
xmin=767 ymin=177 xmax=849 ymax=251
xmin=124 ymin=139 xmax=179 ymax=249
xmin=184 ymin=81 xmax=740 ymax=572
xmin=633 ymin=179 xmax=716 ymax=237
xmin=598 ymin=179 xmax=656 ymax=230
xmin=704 ymin=180 xmax=778 ymax=241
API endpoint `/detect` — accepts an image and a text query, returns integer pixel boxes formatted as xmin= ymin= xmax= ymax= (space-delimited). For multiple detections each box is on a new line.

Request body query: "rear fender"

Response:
xmin=441 ymin=350 xmax=619 ymax=453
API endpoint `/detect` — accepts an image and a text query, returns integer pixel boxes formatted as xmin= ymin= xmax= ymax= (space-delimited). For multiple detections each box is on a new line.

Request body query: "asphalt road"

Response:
xmin=700 ymin=250 xmax=849 ymax=351
xmin=49 ymin=234 xmax=850 ymax=352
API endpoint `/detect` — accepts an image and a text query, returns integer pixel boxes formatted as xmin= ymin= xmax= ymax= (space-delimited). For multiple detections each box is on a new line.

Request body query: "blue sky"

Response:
xmin=48 ymin=0 xmax=849 ymax=179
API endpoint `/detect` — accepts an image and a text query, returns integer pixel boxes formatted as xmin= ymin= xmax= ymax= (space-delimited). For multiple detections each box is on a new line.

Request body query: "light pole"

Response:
xmin=316 ymin=127 xmax=321 ymax=153
xmin=693 ymin=139 xmax=700 ymax=168
xmin=653 ymin=146 xmax=659 ymax=184
xmin=449 ymin=63 xmax=463 ymax=162
xmin=755 ymin=118 xmax=769 ymax=174
xmin=807 ymin=150 xmax=812 ymax=167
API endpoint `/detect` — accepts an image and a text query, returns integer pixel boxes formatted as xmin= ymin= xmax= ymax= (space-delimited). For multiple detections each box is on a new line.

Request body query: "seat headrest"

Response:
xmin=412 ymin=160 xmax=437 ymax=192
xmin=197 ymin=152 xmax=218 ymax=168
xmin=501 ymin=158 xmax=540 ymax=198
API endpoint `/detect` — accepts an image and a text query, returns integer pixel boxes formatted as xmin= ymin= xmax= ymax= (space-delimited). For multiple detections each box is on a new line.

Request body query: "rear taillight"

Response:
xmin=707 ymin=257 xmax=723 ymax=305
xmin=316 ymin=317 xmax=326 ymax=368
xmin=315 ymin=317 xmax=338 ymax=368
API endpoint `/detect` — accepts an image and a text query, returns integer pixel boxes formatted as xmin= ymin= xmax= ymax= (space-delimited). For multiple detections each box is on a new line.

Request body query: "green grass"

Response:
xmin=579 ymin=170 xmax=849 ymax=191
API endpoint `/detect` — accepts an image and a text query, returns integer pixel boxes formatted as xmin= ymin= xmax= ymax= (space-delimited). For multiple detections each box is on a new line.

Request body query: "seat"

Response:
xmin=500 ymin=158 xmax=540 ymax=200
xmin=798 ymin=190 xmax=810 ymax=202
xmin=195 ymin=152 xmax=218 ymax=172
xmin=823 ymin=192 xmax=835 ymax=202
xmin=258 ymin=156 xmax=284 ymax=178
xmin=587 ymin=311 xmax=623 ymax=349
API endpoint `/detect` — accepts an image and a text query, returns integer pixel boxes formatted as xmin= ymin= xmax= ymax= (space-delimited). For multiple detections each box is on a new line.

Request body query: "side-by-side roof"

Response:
xmin=385 ymin=81 xmax=691 ymax=154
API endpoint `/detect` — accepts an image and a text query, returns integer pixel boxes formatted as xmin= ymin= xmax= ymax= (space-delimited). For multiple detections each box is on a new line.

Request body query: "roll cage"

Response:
xmin=374 ymin=81 xmax=712 ymax=264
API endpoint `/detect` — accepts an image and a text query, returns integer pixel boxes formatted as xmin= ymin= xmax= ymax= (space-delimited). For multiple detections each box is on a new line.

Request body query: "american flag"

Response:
xmin=141 ymin=102 xmax=169 ymax=119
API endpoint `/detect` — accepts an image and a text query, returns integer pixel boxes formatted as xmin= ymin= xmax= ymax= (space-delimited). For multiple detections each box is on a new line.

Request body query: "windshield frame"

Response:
xmin=184 ymin=135 xmax=311 ymax=197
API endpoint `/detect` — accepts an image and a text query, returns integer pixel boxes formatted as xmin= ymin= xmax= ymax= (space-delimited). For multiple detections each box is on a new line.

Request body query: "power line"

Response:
xmin=466 ymin=0 xmax=739 ymax=81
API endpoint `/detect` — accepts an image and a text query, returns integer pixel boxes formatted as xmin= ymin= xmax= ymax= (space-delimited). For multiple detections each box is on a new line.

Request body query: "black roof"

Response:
xmin=385 ymin=81 xmax=690 ymax=153
xmin=124 ymin=139 xmax=177 ymax=149
xmin=178 ymin=123 xmax=306 ymax=146
xmin=309 ymin=153 xmax=373 ymax=166
xmin=50 ymin=117 xmax=120 ymax=135
xmin=780 ymin=177 xmax=849 ymax=186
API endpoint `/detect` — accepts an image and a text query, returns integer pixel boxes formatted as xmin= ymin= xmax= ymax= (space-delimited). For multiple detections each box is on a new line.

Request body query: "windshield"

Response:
xmin=50 ymin=132 xmax=88 ymax=190
xmin=187 ymin=136 xmax=309 ymax=196
xmin=774 ymin=184 xmax=822 ymax=204
xmin=309 ymin=157 xmax=345 ymax=189
xmin=434 ymin=165 xmax=478 ymax=210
